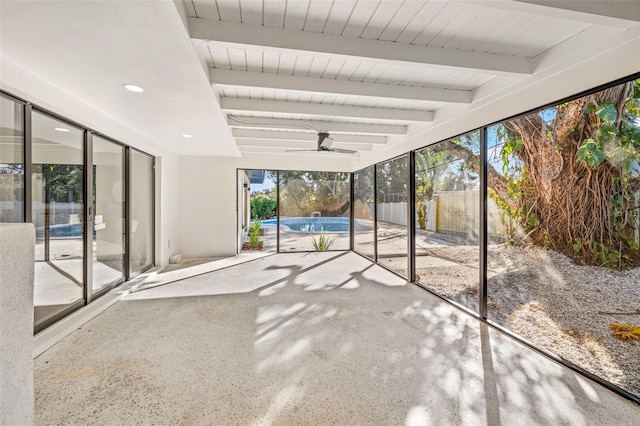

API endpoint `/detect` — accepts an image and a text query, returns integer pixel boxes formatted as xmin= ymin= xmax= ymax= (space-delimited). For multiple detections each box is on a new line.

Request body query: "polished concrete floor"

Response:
xmin=34 ymin=252 xmax=640 ymax=425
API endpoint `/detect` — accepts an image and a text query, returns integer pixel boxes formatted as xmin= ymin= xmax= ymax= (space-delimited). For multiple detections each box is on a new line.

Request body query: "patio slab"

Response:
xmin=34 ymin=252 xmax=640 ymax=425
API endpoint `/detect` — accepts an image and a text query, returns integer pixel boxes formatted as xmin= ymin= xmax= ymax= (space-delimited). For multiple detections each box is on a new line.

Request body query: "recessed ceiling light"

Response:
xmin=181 ymin=134 xmax=193 ymax=138
xmin=54 ymin=127 xmax=70 ymax=132
xmin=123 ymin=84 xmax=144 ymax=93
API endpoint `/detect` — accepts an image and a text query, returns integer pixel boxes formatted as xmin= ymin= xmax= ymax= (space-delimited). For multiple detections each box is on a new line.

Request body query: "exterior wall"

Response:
xmin=0 ymin=223 xmax=35 ymax=425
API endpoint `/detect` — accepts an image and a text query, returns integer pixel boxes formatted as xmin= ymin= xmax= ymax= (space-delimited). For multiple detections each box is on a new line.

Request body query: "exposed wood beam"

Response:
xmin=232 ymin=128 xmax=386 ymax=144
xmin=226 ymin=116 xmax=406 ymax=135
xmin=220 ymin=98 xmax=435 ymax=122
xmin=189 ymin=18 xmax=533 ymax=76
xmin=212 ymin=69 xmax=471 ymax=104
xmin=476 ymin=0 xmax=639 ymax=28
xmin=236 ymin=139 xmax=373 ymax=151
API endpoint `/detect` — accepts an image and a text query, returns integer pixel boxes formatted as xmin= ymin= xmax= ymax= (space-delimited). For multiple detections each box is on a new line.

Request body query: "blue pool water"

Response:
xmin=259 ymin=217 xmax=350 ymax=233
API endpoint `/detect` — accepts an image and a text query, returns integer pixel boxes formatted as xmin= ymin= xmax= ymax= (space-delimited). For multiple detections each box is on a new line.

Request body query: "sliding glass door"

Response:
xmin=32 ymin=111 xmax=85 ymax=329
xmin=129 ymin=149 xmax=154 ymax=276
xmin=0 ymin=94 xmax=24 ymax=223
xmin=92 ymin=136 xmax=125 ymax=294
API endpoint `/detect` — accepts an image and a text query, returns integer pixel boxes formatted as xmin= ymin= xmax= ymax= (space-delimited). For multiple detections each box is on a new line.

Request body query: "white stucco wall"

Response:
xmin=155 ymin=154 xmax=180 ymax=266
xmin=177 ymin=156 xmax=238 ymax=258
xmin=0 ymin=223 xmax=35 ymax=425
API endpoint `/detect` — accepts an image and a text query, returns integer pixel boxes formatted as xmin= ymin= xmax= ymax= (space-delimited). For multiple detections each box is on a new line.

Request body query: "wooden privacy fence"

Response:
xmin=376 ymin=190 xmax=517 ymax=242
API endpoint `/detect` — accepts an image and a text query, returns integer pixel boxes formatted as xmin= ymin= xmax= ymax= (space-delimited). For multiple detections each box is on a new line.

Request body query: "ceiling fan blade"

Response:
xmin=284 ymin=149 xmax=319 ymax=152
xmin=329 ymin=148 xmax=358 ymax=154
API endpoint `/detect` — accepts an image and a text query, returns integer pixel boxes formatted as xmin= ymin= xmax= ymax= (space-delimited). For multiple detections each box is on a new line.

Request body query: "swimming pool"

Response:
xmin=259 ymin=217 xmax=350 ymax=233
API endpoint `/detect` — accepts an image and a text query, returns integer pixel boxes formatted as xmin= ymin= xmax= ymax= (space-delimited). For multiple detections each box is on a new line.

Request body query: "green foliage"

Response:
xmin=250 ymin=193 xmax=276 ymax=220
xmin=573 ymin=237 xmax=583 ymax=254
xmin=248 ymin=233 xmax=260 ymax=249
xmin=576 ymin=139 xmax=606 ymax=167
xmin=543 ymin=229 xmax=551 ymax=249
xmin=592 ymin=241 xmax=622 ymax=267
xmin=247 ymin=220 xmax=262 ymax=249
xmin=279 ymin=171 xmax=350 ymax=218
xmin=311 ymin=232 xmax=334 ymax=251
xmin=578 ymin=85 xmax=640 ymax=173
xmin=249 ymin=220 xmax=261 ymax=236
xmin=47 ymin=164 xmax=83 ymax=202
xmin=501 ymin=137 xmax=524 ymax=175
xmin=596 ymin=102 xmax=617 ymax=123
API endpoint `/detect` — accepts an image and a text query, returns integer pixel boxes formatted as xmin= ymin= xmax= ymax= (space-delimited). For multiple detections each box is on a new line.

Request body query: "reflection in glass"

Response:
xmin=32 ymin=111 xmax=85 ymax=327
xmin=414 ymin=132 xmax=480 ymax=312
xmin=486 ymin=80 xmax=640 ymax=398
xmin=130 ymin=149 xmax=154 ymax=275
xmin=92 ymin=136 xmax=125 ymax=293
xmin=278 ymin=171 xmax=350 ymax=252
xmin=376 ymin=155 xmax=408 ymax=277
xmin=354 ymin=166 xmax=374 ymax=259
xmin=0 ymin=94 xmax=24 ymax=222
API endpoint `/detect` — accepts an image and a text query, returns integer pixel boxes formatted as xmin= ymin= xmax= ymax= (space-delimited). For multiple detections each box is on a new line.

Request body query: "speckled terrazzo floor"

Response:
xmin=34 ymin=251 xmax=640 ymax=425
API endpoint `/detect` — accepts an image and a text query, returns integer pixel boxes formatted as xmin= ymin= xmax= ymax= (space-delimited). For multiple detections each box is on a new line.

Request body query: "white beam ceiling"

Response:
xmin=227 ymin=116 xmax=406 ymax=135
xmin=190 ymin=18 xmax=533 ymax=76
xmin=211 ymin=69 xmax=472 ymax=104
xmin=231 ymin=129 xmax=387 ymax=145
xmin=478 ymin=0 xmax=640 ymax=28
xmin=219 ymin=98 xmax=435 ymax=123
xmin=187 ymin=1 xmax=636 ymax=163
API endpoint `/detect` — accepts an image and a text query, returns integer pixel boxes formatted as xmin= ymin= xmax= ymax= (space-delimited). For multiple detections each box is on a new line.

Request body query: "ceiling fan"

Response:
xmin=228 ymin=115 xmax=357 ymax=155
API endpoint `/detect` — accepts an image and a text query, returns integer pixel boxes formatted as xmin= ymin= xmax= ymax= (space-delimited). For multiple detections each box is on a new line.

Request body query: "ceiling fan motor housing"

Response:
xmin=318 ymin=132 xmax=334 ymax=149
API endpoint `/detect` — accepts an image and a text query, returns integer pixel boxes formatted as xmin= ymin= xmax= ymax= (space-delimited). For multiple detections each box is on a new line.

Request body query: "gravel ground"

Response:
xmin=417 ymin=243 xmax=640 ymax=397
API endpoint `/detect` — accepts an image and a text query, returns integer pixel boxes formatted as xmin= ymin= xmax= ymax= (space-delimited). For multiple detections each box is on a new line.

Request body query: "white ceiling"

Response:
xmin=1 ymin=0 xmax=639 ymax=169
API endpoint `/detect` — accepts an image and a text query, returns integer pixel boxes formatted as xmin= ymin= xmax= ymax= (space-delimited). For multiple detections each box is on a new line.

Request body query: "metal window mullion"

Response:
xmin=84 ymin=131 xmax=93 ymax=305
xmin=124 ymin=147 xmax=131 ymax=280
xmin=151 ymin=156 xmax=156 ymax=268
xmin=276 ymin=171 xmax=280 ymax=253
xmin=373 ymin=164 xmax=378 ymax=263
xmin=479 ymin=127 xmax=488 ymax=319
xmin=408 ymin=152 xmax=416 ymax=282
xmin=24 ymin=103 xmax=32 ymax=223
xmin=43 ymin=162 xmax=50 ymax=261
xmin=349 ymin=172 xmax=354 ymax=252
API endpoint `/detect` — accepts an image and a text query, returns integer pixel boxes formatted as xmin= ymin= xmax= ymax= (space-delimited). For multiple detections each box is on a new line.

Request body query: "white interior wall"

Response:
xmin=155 ymin=154 xmax=180 ymax=267
xmin=176 ymin=156 xmax=238 ymax=258
xmin=176 ymin=154 xmax=352 ymax=258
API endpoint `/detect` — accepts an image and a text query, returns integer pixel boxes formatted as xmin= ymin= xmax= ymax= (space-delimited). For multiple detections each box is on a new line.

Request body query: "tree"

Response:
xmin=250 ymin=192 xmax=276 ymax=220
xmin=47 ymin=164 xmax=83 ymax=203
xmin=278 ymin=171 xmax=350 ymax=217
xmin=445 ymin=79 xmax=640 ymax=268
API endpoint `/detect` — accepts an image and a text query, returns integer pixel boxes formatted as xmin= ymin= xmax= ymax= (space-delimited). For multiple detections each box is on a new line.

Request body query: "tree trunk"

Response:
xmin=441 ymin=82 xmax=640 ymax=267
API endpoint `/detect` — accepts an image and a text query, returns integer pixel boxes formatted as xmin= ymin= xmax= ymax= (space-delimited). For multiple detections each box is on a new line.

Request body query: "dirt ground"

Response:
xmin=415 ymin=241 xmax=640 ymax=398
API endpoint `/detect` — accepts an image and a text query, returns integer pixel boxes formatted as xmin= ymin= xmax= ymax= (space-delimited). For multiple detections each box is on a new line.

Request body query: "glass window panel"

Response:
xmin=414 ymin=132 xmax=480 ymax=312
xmin=487 ymin=80 xmax=640 ymax=398
xmin=354 ymin=166 xmax=374 ymax=259
xmin=92 ymin=136 xmax=125 ymax=293
xmin=32 ymin=111 xmax=85 ymax=328
xmin=376 ymin=155 xmax=408 ymax=277
xmin=244 ymin=170 xmax=277 ymax=253
xmin=278 ymin=171 xmax=350 ymax=252
xmin=130 ymin=149 xmax=154 ymax=275
xmin=0 ymin=94 xmax=24 ymax=222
